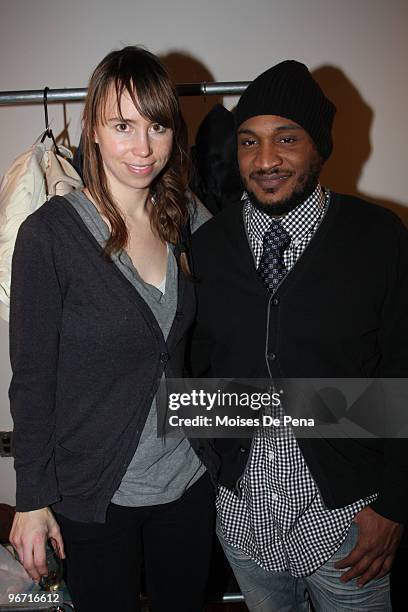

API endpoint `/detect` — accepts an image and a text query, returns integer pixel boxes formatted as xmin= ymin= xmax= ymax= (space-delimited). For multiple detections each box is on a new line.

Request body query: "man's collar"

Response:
xmin=244 ymin=184 xmax=326 ymax=243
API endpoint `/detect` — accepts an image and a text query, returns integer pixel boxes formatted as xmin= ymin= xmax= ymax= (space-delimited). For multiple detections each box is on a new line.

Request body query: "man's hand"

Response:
xmin=334 ymin=505 xmax=403 ymax=587
xmin=9 ymin=508 xmax=65 ymax=582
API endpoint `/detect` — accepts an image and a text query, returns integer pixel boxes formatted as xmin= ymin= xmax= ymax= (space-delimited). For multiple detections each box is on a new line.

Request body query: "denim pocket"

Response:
xmin=330 ymin=522 xmax=359 ymax=563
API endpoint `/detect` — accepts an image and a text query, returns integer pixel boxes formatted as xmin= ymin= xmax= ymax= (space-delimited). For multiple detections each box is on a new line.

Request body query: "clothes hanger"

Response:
xmin=40 ymin=86 xmax=60 ymax=154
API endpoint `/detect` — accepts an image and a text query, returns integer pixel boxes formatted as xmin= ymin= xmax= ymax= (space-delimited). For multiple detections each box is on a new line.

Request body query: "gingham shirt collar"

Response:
xmin=243 ymin=183 xmax=325 ymax=251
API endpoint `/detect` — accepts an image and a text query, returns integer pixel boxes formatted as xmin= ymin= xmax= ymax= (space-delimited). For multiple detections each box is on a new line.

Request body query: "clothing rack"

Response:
xmin=0 ymin=82 xmax=249 ymax=106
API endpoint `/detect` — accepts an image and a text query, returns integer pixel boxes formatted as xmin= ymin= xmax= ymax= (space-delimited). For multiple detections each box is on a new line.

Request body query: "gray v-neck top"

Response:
xmin=64 ymin=190 xmax=211 ymax=506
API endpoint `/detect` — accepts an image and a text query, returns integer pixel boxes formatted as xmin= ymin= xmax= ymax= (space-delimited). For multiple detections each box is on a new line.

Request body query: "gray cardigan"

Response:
xmin=9 ymin=195 xmax=197 ymax=522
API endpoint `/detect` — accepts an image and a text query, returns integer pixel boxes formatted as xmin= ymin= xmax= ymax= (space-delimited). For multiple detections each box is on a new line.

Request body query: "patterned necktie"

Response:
xmin=258 ymin=220 xmax=291 ymax=292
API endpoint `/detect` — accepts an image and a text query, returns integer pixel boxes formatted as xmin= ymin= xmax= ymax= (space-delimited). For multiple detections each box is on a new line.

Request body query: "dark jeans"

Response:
xmin=55 ymin=473 xmax=215 ymax=612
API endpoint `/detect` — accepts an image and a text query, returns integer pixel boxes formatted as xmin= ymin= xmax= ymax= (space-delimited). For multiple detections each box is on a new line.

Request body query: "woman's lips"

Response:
xmin=126 ymin=163 xmax=154 ymax=176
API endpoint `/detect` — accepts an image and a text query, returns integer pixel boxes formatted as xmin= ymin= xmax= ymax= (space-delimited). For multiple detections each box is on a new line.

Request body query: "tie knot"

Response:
xmin=263 ymin=220 xmax=291 ymax=253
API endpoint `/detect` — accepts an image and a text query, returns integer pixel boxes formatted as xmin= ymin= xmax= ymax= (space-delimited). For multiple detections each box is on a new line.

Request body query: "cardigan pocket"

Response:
xmin=55 ymin=444 xmax=105 ymax=497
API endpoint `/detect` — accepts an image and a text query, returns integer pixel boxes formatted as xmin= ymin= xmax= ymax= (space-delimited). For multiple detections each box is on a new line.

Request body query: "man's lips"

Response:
xmin=250 ymin=172 xmax=293 ymax=189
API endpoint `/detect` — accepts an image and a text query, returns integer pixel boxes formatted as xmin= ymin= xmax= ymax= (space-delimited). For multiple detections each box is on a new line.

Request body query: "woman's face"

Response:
xmin=93 ymin=86 xmax=173 ymax=202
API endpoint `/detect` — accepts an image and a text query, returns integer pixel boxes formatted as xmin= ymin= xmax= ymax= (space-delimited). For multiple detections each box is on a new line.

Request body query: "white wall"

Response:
xmin=0 ymin=0 xmax=407 ymax=504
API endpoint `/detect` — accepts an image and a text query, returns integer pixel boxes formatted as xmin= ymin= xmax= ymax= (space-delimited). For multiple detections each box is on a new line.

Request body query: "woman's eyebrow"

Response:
xmin=106 ymin=116 xmax=134 ymax=123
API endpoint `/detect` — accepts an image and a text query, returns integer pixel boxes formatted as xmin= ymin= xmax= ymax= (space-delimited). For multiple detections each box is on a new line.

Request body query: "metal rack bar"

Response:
xmin=221 ymin=593 xmax=245 ymax=603
xmin=0 ymin=82 xmax=249 ymax=106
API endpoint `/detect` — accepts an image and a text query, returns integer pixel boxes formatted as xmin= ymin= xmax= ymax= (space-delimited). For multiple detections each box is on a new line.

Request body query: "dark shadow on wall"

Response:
xmin=160 ymin=51 xmax=223 ymax=148
xmin=312 ymin=66 xmax=408 ymax=226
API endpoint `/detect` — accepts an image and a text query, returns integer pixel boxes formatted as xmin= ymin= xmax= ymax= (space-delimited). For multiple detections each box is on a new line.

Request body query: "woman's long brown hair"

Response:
xmin=82 ymin=46 xmax=190 ymax=272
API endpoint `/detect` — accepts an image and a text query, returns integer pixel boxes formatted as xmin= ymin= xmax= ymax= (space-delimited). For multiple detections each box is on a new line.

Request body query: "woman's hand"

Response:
xmin=9 ymin=507 xmax=65 ymax=582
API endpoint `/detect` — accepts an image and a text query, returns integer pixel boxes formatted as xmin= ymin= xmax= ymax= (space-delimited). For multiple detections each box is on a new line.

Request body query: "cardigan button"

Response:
xmin=272 ymin=297 xmax=280 ymax=306
xmin=267 ymin=352 xmax=277 ymax=361
xmin=239 ymin=447 xmax=248 ymax=454
xmin=160 ymin=352 xmax=169 ymax=364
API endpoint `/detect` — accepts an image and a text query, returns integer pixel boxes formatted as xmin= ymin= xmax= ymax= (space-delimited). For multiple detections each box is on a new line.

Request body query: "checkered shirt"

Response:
xmin=216 ymin=185 xmax=377 ymax=576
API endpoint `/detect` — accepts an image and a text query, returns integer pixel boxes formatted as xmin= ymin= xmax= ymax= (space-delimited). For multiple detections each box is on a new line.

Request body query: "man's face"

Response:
xmin=237 ymin=115 xmax=322 ymax=215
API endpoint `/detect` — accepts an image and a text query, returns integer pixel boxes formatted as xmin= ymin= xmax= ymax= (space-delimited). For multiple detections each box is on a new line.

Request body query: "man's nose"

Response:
xmin=255 ymin=142 xmax=283 ymax=170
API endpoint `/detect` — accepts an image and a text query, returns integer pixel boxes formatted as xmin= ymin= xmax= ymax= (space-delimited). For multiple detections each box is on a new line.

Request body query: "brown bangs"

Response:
xmin=95 ymin=55 xmax=180 ymax=133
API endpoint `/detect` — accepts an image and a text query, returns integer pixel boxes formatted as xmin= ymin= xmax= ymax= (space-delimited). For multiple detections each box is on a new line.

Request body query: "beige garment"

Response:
xmin=0 ymin=141 xmax=83 ymax=321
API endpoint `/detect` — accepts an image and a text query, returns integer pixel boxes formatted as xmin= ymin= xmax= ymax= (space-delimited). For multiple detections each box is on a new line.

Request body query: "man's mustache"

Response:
xmin=249 ymin=169 xmax=293 ymax=179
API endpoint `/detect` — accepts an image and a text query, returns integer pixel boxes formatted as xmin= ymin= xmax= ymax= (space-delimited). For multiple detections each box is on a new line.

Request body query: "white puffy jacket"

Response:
xmin=0 ymin=142 xmax=83 ymax=321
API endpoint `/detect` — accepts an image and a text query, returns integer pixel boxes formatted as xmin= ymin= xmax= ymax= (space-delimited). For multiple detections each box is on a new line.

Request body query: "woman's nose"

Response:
xmin=131 ymin=130 xmax=152 ymax=158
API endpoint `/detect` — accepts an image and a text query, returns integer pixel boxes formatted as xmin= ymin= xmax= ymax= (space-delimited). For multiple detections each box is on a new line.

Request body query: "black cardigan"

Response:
xmin=9 ymin=196 xmax=196 ymax=522
xmin=191 ymin=192 xmax=408 ymax=524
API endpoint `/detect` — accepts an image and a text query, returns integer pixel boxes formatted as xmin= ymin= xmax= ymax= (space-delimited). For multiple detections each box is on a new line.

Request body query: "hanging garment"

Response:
xmin=0 ymin=141 xmax=83 ymax=322
xmin=189 ymin=104 xmax=242 ymax=215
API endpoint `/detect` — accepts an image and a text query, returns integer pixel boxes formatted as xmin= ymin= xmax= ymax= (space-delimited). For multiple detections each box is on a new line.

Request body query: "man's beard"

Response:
xmin=244 ymin=158 xmax=322 ymax=217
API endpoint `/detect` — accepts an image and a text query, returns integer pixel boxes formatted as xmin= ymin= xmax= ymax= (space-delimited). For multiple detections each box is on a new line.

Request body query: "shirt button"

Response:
xmin=272 ymin=297 xmax=280 ymax=306
xmin=268 ymin=352 xmax=277 ymax=361
xmin=268 ymin=451 xmax=274 ymax=461
xmin=271 ymin=493 xmax=278 ymax=501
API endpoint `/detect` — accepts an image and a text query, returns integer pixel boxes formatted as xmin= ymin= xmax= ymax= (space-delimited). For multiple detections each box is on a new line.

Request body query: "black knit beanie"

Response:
xmin=235 ymin=60 xmax=336 ymax=161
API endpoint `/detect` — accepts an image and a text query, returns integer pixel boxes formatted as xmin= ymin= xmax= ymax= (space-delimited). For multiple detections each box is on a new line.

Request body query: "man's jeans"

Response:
xmin=218 ymin=523 xmax=391 ymax=611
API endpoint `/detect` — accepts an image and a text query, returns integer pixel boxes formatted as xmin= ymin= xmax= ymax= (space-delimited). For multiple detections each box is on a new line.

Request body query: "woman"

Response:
xmin=9 ymin=46 xmax=214 ymax=612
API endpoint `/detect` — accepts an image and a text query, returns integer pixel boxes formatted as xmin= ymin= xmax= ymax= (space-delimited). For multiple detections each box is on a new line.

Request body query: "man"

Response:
xmin=190 ymin=61 xmax=408 ymax=610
